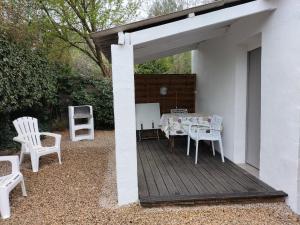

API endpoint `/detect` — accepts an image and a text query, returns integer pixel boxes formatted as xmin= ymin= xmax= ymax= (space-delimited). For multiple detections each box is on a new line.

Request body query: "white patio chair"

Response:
xmin=0 ymin=156 xmax=27 ymax=219
xmin=170 ymin=108 xmax=188 ymax=114
xmin=13 ymin=117 xmax=62 ymax=172
xmin=187 ymin=115 xmax=224 ymax=164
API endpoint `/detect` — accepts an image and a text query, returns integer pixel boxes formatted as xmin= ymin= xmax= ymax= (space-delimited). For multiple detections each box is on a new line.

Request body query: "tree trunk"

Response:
xmin=95 ymin=46 xmax=111 ymax=77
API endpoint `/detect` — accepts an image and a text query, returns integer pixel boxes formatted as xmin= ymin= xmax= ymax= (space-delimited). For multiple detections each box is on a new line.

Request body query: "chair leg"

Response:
xmin=187 ymin=136 xmax=190 ymax=156
xmin=57 ymin=151 xmax=62 ymax=164
xmin=31 ymin=154 xmax=39 ymax=173
xmin=20 ymin=178 xmax=27 ymax=197
xmin=219 ymin=139 xmax=225 ymax=163
xmin=19 ymin=146 xmax=25 ymax=165
xmin=211 ymin=141 xmax=215 ymax=156
xmin=195 ymin=140 xmax=199 ymax=164
xmin=0 ymin=191 xmax=10 ymax=219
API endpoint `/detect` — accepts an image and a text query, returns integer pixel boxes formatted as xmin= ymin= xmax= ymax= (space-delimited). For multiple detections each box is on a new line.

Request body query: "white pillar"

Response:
xmin=191 ymin=49 xmax=202 ymax=113
xmin=111 ymin=44 xmax=138 ymax=205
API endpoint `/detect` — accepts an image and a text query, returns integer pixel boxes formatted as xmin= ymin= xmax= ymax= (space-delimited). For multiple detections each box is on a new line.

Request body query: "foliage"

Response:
xmin=147 ymin=0 xmax=214 ymax=17
xmin=0 ymin=35 xmax=58 ymax=114
xmin=0 ymin=34 xmax=61 ymax=149
xmin=135 ymin=59 xmax=171 ymax=74
xmin=56 ymin=74 xmax=114 ymax=129
xmin=148 ymin=0 xmax=184 ymax=17
xmin=38 ymin=0 xmax=141 ymax=77
xmin=0 ymin=35 xmax=114 ymax=150
xmin=0 ymin=113 xmax=17 ymax=149
xmin=137 ymin=0 xmax=195 ymax=74
xmin=168 ymin=52 xmax=191 ymax=74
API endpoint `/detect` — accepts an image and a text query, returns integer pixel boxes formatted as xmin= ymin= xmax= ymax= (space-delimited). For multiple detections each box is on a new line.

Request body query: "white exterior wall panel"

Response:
xmin=193 ymin=0 xmax=300 ymax=213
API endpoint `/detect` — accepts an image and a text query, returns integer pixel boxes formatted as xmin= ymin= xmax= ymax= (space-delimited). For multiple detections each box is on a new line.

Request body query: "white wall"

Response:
xmin=194 ymin=13 xmax=267 ymax=163
xmin=259 ymin=0 xmax=300 ymax=213
xmin=193 ymin=40 xmax=237 ymax=161
xmin=193 ymin=0 xmax=300 ymax=213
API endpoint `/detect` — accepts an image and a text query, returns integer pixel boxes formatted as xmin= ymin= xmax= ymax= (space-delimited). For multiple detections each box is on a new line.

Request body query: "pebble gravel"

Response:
xmin=0 ymin=131 xmax=299 ymax=225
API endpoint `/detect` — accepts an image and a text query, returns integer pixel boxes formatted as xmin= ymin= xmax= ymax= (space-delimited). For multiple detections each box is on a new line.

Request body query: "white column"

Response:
xmin=111 ymin=44 xmax=138 ymax=205
xmin=191 ymin=48 xmax=203 ymax=114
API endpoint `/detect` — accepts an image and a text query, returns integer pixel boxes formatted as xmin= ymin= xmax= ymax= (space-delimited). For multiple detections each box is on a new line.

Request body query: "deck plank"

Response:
xmin=150 ymin=141 xmax=180 ymax=195
xmin=151 ymin=141 xmax=190 ymax=195
xmin=143 ymin=142 xmax=169 ymax=196
xmin=137 ymin=139 xmax=287 ymax=205
xmin=138 ymin=141 xmax=159 ymax=197
xmin=137 ymin=149 xmax=149 ymax=197
xmin=156 ymin=141 xmax=200 ymax=195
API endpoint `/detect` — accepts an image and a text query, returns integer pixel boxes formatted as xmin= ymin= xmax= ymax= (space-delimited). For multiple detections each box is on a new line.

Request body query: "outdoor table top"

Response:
xmin=159 ymin=113 xmax=210 ymax=138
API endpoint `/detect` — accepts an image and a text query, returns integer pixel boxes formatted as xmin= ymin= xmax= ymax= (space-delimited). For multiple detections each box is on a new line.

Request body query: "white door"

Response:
xmin=246 ymin=48 xmax=261 ymax=169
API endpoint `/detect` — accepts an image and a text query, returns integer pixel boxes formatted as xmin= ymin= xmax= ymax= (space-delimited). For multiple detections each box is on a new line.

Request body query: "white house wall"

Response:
xmin=193 ymin=0 xmax=300 ymax=213
xmin=259 ymin=0 xmax=300 ymax=213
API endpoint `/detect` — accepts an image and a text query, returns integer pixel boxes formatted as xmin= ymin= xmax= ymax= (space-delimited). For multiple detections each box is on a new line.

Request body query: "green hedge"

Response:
xmin=0 ymin=36 xmax=60 ymax=149
xmin=0 ymin=36 xmax=114 ymax=150
xmin=0 ymin=38 xmax=58 ymax=114
xmin=57 ymin=75 xmax=114 ymax=129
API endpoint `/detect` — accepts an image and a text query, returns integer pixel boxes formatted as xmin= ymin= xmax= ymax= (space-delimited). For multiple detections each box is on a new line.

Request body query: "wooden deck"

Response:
xmin=137 ymin=139 xmax=287 ymax=206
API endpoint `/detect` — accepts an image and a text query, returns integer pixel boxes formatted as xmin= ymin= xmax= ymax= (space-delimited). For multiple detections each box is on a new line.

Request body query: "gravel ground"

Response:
xmin=1 ymin=131 xmax=299 ymax=225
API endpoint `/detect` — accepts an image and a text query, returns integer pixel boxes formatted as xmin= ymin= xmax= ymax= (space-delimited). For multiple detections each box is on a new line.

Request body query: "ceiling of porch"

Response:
xmin=133 ymin=20 xmax=234 ymax=64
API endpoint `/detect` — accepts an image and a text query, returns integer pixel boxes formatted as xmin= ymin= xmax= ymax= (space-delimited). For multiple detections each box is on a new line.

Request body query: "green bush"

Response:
xmin=0 ymin=36 xmax=63 ymax=149
xmin=59 ymin=75 xmax=114 ymax=129
xmin=0 ymin=39 xmax=58 ymax=113
xmin=0 ymin=35 xmax=114 ymax=150
xmin=135 ymin=59 xmax=170 ymax=74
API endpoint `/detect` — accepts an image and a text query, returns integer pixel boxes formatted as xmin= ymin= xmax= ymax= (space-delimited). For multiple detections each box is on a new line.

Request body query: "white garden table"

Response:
xmin=159 ymin=113 xmax=210 ymax=151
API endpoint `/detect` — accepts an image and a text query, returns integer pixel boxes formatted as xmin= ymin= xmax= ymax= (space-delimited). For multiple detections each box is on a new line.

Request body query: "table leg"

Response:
xmin=168 ymin=136 xmax=175 ymax=152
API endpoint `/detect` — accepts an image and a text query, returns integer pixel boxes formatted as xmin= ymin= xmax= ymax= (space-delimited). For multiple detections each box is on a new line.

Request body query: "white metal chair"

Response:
xmin=170 ymin=108 xmax=188 ymax=114
xmin=187 ymin=115 xmax=224 ymax=164
xmin=13 ymin=117 xmax=62 ymax=172
xmin=0 ymin=156 xmax=27 ymax=219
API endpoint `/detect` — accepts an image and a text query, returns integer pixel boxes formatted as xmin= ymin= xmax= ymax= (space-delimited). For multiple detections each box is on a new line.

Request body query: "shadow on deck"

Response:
xmin=137 ymin=139 xmax=287 ymax=206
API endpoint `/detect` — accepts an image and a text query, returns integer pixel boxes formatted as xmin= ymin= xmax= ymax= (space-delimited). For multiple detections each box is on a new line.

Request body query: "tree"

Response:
xmin=0 ymin=0 xmax=40 ymax=45
xmin=147 ymin=0 xmax=215 ymax=17
xmin=135 ymin=58 xmax=171 ymax=74
xmin=138 ymin=0 xmax=201 ymax=74
xmin=38 ymin=0 xmax=141 ymax=77
xmin=148 ymin=0 xmax=184 ymax=17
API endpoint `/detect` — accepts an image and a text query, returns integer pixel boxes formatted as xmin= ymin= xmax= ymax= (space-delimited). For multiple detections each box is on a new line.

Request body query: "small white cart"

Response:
xmin=68 ymin=105 xmax=94 ymax=141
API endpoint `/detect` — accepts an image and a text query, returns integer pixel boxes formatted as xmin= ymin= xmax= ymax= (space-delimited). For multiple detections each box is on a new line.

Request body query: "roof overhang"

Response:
xmin=91 ymin=0 xmax=276 ymax=63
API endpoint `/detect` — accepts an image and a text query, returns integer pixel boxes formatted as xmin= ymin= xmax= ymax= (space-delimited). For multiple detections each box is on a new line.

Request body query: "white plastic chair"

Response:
xmin=187 ymin=115 xmax=224 ymax=164
xmin=0 ymin=156 xmax=27 ymax=219
xmin=13 ymin=117 xmax=62 ymax=172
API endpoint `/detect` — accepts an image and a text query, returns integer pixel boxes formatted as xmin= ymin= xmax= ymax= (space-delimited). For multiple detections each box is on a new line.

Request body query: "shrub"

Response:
xmin=68 ymin=76 xmax=114 ymax=129
xmin=0 ymin=36 xmax=61 ymax=150
xmin=0 ymin=38 xmax=58 ymax=114
xmin=0 ymin=35 xmax=114 ymax=150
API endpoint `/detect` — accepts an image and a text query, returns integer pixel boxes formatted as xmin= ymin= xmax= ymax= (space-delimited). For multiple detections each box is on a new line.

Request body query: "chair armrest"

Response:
xmin=0 ymin=155 xmax=20 ymax=174
xmin=206 ymin=128 xmax=222 ymax=132
xmin=13 ymin=136 xmax=29 ymax=144
xmin=40 ymin=132 xmax=61 ymax=147
xmin=188 ymin=123 xmax=209 ymax=134
xmin=40 ymin=132 xmax=61 ymax=138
